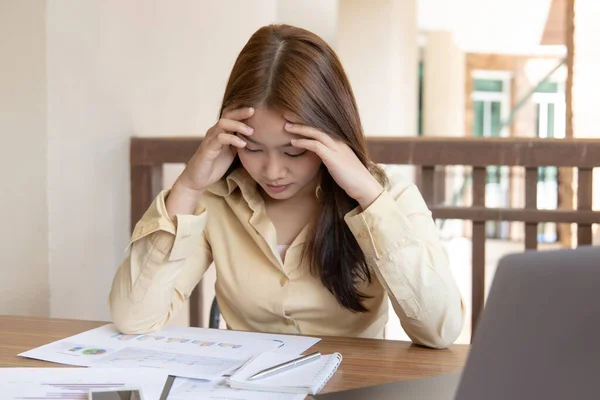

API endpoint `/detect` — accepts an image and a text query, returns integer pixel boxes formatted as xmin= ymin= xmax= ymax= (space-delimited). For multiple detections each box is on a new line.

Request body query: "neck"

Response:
xmin=264 ymin=189 xmax=317 ymax=209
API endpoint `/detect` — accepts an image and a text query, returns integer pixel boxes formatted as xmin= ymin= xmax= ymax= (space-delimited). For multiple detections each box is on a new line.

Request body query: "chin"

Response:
xmin=260 ymin=184 xmax=298 ymax=200
xmin=266 ymin=193 xmax=293 ymax=201
xmin=264 ymin=191 xmax=297 ymax=201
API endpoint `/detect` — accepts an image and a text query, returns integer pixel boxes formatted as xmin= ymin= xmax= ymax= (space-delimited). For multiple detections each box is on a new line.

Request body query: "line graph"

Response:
xmin=93 ymin=347 xmax=246 ymax=378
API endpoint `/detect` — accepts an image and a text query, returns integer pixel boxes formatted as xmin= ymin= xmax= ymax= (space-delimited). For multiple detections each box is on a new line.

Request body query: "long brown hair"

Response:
xmin=219 ymin=24 xmax=387 ymax=312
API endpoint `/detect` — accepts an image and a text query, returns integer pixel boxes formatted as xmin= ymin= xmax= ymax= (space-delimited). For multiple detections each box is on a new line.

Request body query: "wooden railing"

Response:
xmin=130 ymin=136 xmax=600 ymax=335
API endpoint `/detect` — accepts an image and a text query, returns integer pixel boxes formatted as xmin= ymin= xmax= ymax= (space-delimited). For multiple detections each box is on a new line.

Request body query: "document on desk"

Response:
xmin=19 ymin=324 xmax=321 ymax=380
xmin=167 ymin=377 xmax=306 ymax=400
xmin=1 ymin=367 xmax=168 ymax=400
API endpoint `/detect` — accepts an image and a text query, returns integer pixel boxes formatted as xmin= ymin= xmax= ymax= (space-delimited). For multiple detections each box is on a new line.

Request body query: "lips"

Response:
xmin=265 ymin=184 xmax=289 ymax=193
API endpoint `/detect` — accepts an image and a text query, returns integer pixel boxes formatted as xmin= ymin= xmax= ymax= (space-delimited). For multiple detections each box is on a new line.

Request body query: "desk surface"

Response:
xmin=0 ymin=315 xmax=469 ymax=393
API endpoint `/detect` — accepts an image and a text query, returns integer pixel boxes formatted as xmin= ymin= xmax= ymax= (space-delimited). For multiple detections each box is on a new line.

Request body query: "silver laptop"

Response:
xmin=315 ymin=246 xmax=600 ymax=400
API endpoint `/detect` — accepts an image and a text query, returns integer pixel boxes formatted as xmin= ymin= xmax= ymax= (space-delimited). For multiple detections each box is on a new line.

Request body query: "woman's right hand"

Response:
xmin=178 ymin=107 xmax=254 ymax=191
xmin=166 ymin=107 xmax=254 ymax=217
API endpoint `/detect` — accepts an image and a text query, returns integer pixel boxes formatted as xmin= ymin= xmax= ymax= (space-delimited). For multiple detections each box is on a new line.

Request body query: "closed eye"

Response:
xmin=285 ymin=151 xmax=307 ymax=158
xmin=243 ymin=148 xmax=262 ymax=153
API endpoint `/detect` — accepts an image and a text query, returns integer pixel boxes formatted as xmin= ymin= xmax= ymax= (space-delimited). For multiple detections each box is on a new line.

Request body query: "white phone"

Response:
xmin=88 ymin=388 xmax=144 ymax=400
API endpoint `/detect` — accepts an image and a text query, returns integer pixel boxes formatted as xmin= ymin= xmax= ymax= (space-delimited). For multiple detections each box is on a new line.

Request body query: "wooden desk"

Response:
xmin=0 ymin=315 xmax=469 ymax=393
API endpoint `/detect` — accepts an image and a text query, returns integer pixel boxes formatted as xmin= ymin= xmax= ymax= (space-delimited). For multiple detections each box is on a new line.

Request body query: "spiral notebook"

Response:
xmin=228 ymin=352 xmax=342 ymax=395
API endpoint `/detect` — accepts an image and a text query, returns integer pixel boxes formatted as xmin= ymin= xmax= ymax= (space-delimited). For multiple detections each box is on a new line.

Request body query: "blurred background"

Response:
xmin=2 ymin=0 xmax=598 ymax=344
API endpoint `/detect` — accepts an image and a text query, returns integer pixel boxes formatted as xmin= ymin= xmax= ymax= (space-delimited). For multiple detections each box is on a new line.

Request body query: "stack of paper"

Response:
xmin=10 ymin=324 xmax=323 ymax=400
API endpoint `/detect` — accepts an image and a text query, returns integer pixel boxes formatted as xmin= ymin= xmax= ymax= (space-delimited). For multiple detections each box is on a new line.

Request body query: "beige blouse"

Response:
xmin=109 ymin=168 xmax=465 ymax=348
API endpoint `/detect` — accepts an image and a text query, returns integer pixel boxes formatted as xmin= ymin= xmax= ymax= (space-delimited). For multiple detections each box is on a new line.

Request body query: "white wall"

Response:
xmin=46 ymin=0 xmax=277 ymax=321
xmin=276 ymin=0 xmax=338 ymax=45
xmin=337 ymin=0 xmax=418 ymax=137
xmin=0 ymin=1 xmax=49 ymax=316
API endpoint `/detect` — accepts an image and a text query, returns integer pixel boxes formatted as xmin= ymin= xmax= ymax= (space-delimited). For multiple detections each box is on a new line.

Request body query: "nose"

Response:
xmin=264 ymin=155 xmax=287 ymax=182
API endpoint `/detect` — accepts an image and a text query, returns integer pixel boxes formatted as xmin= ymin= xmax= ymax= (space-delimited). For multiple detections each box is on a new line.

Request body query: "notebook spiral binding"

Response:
xmin=313 ymin=352 xmax=343 ymax=393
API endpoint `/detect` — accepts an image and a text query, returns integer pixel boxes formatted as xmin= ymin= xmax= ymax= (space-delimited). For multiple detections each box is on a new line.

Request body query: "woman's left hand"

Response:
xmin=286 ymin=123 xmax=384 ymax=209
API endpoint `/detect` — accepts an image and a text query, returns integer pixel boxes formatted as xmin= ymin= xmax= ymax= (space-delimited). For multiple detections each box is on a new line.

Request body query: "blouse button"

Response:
xmin=279 ymin=276 xmax=289 ymax=287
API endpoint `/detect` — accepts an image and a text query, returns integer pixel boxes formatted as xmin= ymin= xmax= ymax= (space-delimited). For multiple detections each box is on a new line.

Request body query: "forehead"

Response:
xmin=244 ymin=107 xmax=302 ymax=146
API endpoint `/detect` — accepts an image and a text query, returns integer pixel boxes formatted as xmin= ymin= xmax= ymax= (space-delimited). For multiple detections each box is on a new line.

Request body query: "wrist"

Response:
xmin=176 ymin=168 xmax=208 ymax=192
xmin=166 ymin=180 xmax=205 ymax=219
xmin=172 ymin=178 xmax=205 ymax=200
xmin=355 ymin=178 xmax=384 ymax=210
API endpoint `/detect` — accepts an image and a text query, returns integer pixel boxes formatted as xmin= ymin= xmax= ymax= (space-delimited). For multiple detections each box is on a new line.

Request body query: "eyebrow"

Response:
xmin=239 ymin=133 xmax=295 ymax=148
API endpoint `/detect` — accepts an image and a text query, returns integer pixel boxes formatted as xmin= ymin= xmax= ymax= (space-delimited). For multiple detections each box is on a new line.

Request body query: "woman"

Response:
xmin=109 ymin=24 xmax=464 ymax=349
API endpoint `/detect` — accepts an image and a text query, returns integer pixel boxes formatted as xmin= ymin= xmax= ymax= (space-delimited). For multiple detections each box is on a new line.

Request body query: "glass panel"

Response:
xmin=474 ymin=79 xmax=503 ymax=92
xmin=537 ymin=163 xmax=558 ymax=242
xmin=473 ymin=101 xmax=484 ymax=136
xmin=485 ymin=166 xmax=510 ymax=239
xmin=538 ymin=222 xmax=557 ymax=242
xmin=538 ymin=166 xmax=557 ymax=183
xmin=535 ymin=81 xmax=559 ymax=93
xmin=490 ymin=101 xmax=502 ymax=137
xmin=547 ymin=103 xmax=555 ymax=138
xmin=487 ymin=166 xmax=500 ymax=184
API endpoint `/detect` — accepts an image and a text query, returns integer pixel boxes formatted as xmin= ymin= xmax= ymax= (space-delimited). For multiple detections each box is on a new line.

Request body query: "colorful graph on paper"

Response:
xmin=19 ymin=325 xmax=320 ymax=380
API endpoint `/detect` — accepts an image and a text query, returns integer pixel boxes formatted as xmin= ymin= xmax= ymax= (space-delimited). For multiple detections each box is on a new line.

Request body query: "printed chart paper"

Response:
xmin=0 ymin=367 xmax=168 ymax=400
xmin=19 ymin=324 xmax=321 ymax=380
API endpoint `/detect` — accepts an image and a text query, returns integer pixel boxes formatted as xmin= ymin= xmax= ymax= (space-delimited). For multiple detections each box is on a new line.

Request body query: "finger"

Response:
xmin=216 ymin=118 xmax=254 ymax=136
xmin=285 ymin=123 xmax=336 ymax=148
xmin=217 ymin=132 xmax=247 ymax=149
xmin=291 ymin=138 xmax=330 ymax=160
xmin=222 ymin=106 xmax=255 ymax=121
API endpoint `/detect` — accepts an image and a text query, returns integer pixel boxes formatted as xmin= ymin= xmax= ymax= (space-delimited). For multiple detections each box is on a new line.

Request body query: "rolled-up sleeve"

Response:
xmin=345 ymin=181 xmax=465 ymax=349
xmin=109 ymin=190 xmax=212 ymax=334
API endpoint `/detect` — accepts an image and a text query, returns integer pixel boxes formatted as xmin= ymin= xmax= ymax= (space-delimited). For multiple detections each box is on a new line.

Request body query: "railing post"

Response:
xmin=577 ymin=168 xmax=593 ymax=246
xmin=471 ymin=167 xmax=486 ymax=339
xmin=525 ymin=167 xmax=539 ymax=250
xmin=421 ymin=166 xmax=436 ymax=205
xmin=130 ymin=165 xmax=163 ymax=233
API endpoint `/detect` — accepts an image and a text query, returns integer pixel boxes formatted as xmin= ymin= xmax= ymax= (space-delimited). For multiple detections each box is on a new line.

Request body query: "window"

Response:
xmin=471 ymin=72 xmax=511 ymax=139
